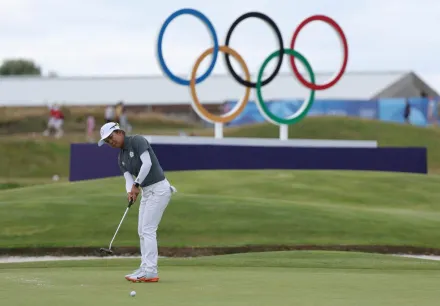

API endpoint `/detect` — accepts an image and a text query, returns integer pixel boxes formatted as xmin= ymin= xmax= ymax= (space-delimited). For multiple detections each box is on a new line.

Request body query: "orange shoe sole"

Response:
xmin=128 ymin=277 xmax=159 ymax=283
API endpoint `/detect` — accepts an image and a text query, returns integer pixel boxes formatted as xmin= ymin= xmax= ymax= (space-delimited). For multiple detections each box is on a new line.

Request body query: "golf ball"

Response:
xmin=130 ymin=291 xmax=136 ymax=297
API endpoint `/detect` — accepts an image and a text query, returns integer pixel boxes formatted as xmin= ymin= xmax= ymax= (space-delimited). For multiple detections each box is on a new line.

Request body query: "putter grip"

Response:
xmin=128 ymin=199 xmax=134 ymax=208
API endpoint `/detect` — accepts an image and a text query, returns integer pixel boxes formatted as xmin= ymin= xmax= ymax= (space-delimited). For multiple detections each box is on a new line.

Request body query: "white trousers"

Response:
xmin=138 ymin=179 xmax=175 ymax=274
xmin=48 ymin=118 xmax=63 ymax=130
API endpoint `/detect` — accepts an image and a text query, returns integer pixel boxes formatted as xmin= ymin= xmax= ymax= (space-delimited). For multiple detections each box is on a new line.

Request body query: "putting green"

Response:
xmin=1 ymin=170 xmax=440 ymax=250
xmin=1 ymin=251 xmax=440 ymax=306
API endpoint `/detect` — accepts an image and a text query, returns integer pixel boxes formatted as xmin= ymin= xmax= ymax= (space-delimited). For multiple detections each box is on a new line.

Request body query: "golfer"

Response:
xmin=98 ymin=122 xmax=176 ymax=283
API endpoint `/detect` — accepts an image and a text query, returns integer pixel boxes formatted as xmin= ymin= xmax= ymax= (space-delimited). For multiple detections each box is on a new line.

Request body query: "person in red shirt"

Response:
xmin=43 ymin=103 xmax=65 ymax=138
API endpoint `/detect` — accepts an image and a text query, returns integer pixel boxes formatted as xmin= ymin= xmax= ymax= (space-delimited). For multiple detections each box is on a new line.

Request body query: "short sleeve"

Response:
xmin=131 ymin=135 xmax=151 ymax=156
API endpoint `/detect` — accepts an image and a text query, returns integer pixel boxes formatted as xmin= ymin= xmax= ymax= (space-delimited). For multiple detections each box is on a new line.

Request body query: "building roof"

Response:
xmin=0 ymin=70 xmax=436 ymax=106
xmin=371 ymin=72 xmax=439 ymax=99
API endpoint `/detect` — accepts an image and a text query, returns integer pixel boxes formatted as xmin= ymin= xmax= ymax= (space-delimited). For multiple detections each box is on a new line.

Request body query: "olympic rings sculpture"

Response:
xmin=156 ymin=8 xmax=349 ymax=125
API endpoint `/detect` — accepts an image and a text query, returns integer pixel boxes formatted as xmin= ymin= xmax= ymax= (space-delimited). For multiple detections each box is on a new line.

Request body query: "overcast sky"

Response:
xmin=1 ymin=0 xmax=439 ymax=92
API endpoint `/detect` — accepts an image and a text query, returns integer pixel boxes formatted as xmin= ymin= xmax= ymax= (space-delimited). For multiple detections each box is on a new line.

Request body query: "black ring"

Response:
xmin=224 ymin=12 xmax=284 ymax=88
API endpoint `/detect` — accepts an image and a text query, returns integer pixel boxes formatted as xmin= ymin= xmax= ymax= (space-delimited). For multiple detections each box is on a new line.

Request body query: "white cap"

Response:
xmin=98 ymin=122 xmax=122 ymax=146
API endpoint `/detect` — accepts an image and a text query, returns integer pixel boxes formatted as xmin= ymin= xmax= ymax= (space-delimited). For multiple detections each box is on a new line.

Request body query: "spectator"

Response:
xmin=119 ymin=107 xmax=132 ymax=133
xmin=427 ymin=97 xmax=437 ymax=126
xmin=115 ymin=101 xmax=124 ymax=123
xmin=105 ymin=105 xmax=115 ymax=123
xmin=86 ymin=115 xmax=96 ymax=142
xmin=43 ymin=103 xmax=64 ymax=138
xmin=404 ymin=99 xmax=411 ymax=124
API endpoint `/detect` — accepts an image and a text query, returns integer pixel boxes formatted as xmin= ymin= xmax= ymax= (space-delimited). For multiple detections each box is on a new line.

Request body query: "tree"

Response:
xmin=0 ymin=58 xmax=41 ymax=76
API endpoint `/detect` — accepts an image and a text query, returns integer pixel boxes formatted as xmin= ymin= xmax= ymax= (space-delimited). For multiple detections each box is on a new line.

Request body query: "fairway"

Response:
xmin=2 ymin=170 xmax=440 ymax=251
xmin=1 ymin=251 xmax=440 ymax=306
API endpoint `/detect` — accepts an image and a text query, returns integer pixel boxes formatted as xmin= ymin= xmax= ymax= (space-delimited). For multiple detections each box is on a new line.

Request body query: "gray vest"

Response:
xmin=118 ymin=135 xmax=165 ymax=187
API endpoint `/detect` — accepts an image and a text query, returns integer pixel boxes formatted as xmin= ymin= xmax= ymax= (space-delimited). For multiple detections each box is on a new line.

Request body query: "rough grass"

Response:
xmin=3 ymin=250 xmax=440 ymax=270
xmin=0 ymin=117 xmax=438 ymax=180
xmin=0 ymin=106 xmax=200 ymax=135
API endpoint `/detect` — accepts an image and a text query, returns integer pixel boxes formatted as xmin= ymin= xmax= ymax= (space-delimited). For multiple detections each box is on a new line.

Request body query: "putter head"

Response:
xmin=99 ymin=248 xmax=113 ymax=255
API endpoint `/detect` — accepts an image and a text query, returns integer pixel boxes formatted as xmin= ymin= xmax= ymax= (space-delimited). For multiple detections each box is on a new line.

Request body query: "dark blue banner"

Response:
xmin=69 ymin=143 xmax=427 ymax=182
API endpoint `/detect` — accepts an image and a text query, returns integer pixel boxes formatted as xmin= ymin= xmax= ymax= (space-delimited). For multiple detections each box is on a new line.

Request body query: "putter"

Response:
xmin=100 ymin=198 xmax=134 ymax=255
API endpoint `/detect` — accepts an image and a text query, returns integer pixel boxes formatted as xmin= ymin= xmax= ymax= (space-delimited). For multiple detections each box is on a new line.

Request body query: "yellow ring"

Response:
xmin=189 ymin=45 xmax=251 ymax=124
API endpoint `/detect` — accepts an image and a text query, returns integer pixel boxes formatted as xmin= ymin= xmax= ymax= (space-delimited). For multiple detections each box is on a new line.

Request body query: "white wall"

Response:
xmin=0 ymin=71 xmax=407 ymax=106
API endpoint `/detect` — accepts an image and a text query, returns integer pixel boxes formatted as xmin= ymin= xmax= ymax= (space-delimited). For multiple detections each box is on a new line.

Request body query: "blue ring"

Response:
xmin=156 ymin=8 xmax=219 ymax=86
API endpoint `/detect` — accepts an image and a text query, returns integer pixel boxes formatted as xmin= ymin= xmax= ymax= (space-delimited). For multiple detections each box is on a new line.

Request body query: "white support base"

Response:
xmin=144 ymin=135 xmax=378 ymax=148
xmin=279 ymin=124 xmax=288 ymax=140
xmin=214 ymin=123 xmax=223 ymax=139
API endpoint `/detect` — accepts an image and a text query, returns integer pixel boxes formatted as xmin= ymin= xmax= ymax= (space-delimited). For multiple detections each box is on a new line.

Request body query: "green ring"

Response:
xmin=256 ymin=48 xmax=316 ymax=125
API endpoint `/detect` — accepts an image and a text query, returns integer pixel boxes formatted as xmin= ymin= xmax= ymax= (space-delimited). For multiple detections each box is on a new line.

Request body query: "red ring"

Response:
xmin=289 ymin=15 xmax=348 ymax=90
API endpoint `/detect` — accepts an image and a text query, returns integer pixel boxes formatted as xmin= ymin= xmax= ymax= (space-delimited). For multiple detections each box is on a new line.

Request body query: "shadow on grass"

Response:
xmin=0 ymin=183 xmax=23 ymax=190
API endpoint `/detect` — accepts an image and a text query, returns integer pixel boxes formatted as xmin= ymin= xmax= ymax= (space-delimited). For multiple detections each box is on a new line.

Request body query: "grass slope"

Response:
xmin=1 ymin=170 xmax=440 ymax=249
xmin=0 ymin=139 xmax=70 ymax=178
xmin=1 ymin=252 xmax=440 ymax=306
xmin=1 ymin=117 xmax=439 ymax=180
xmin=0 ymin=107 xmax=200 ymax=135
